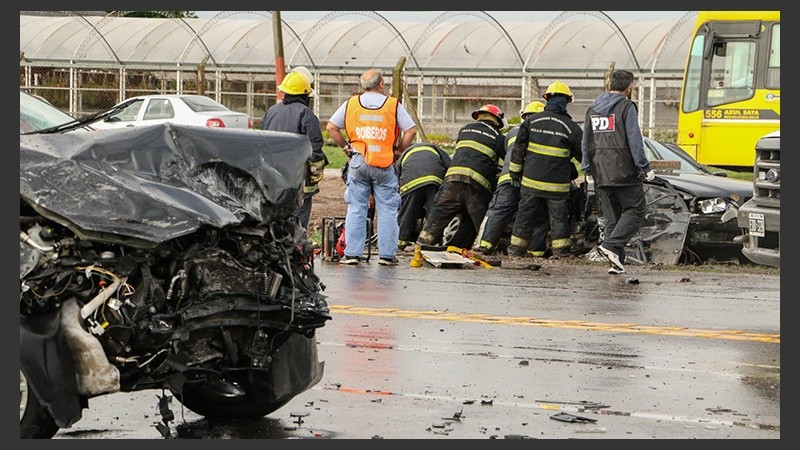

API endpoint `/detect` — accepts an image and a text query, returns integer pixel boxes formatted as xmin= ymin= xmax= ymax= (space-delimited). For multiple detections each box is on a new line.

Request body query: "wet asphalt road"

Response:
xmin=55 ymin=254 xmax=780 ymax=439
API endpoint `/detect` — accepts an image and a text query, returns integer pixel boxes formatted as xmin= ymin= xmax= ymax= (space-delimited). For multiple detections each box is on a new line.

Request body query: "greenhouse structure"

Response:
xmin=20 ymin=11 xmax=699 ymax=138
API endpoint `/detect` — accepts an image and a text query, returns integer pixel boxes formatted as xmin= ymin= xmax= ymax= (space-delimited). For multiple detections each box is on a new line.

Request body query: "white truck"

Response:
xmin=734 ymin=131 xmax=780 ymax=267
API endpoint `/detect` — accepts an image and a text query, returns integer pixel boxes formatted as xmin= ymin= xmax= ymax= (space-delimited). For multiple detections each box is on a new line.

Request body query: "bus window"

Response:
xmin=681 ymin=35 xmax=704 ymax=114
xmin=766 ymin=23 xmax=780 ymax=89
xmin=706 ymin=41 xmax=756 ymax=107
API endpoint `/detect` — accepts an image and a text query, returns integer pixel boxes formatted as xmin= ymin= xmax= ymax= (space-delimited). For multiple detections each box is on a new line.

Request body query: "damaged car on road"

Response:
xmin=20 ymin=122 xmax=331 ymax=438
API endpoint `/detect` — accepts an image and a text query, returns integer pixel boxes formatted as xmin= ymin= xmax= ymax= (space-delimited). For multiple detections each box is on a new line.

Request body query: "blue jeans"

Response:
xmin=343 ymin=153 xmax=400 ymax=259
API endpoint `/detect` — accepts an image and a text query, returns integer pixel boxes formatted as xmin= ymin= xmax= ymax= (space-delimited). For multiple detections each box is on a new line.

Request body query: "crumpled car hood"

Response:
xmin=660 ymin=173 xmax=753 ymax=205
xmin=20 ymin=124 xmax=310 ymax=247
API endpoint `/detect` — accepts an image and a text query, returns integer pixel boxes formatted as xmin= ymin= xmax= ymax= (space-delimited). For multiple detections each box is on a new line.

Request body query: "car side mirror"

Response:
xmin=711 ymin=171 xmax=728 ymax=177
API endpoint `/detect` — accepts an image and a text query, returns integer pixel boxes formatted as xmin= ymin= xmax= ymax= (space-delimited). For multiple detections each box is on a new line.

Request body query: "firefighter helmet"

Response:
xmin=291 ymin=66 xmax=314 ymax=86
xmin=277 ymin=71 xmax=314 ymax=96
xmin=471 ymin=104 xmax=505 ymax=124
xmin=520 ymin=100 xmax=545 ymax=118
xmin=543 ymin=81 xmax=573 ymax=102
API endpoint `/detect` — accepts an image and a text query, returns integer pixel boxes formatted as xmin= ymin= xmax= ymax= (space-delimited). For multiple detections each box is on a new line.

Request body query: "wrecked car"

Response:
xmin=641 ymin=137 xmax=753 ymax=264
xmin=20 ymin=123 xmax=331 ymax=438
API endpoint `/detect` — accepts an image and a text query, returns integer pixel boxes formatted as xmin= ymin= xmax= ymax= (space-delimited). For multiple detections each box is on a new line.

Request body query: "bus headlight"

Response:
xmin=698 ymin=197 xmax=728 ymax=214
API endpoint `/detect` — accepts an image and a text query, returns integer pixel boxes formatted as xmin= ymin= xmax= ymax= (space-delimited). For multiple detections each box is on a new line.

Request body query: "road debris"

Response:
xmin=549 ymin=412 xmax=598 ymax=423
xmin=626 ymin=277 xmax=640 ymax=284
xmin=290 ymin=412 xmax=309 ymax=426
xmin=442 ymin=408 xmax=464 ymax=421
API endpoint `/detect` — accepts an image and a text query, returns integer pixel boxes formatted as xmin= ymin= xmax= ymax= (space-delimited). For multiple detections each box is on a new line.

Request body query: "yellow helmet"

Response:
xmin=520 ymin=100 xmax=545 ymax=117
xmin=543 ymin=81 xmax=573 ymax=103
xmin=278 ymin=71 xmax=314 ymax=96
xmin=291 ymin=66 xmax=314 ymax=85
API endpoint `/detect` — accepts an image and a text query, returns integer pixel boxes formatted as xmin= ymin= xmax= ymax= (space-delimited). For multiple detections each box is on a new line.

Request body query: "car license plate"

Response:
xmin=748 ymin=212 xmax=765 ymax=237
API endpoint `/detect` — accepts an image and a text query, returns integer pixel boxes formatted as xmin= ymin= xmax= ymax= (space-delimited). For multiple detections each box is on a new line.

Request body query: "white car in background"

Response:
xmin=90 ymin=94 xmax=252 ymax=130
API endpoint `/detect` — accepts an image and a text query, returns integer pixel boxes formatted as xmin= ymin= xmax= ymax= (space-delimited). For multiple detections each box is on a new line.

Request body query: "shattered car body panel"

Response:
xmin=585 ymin=176 xmax=690 ymax=266
xmin=20 ymin=123 xmax=331 ymax=438
xmin=619 ymin=178 xmax=691 ymax=265
xmin=21 ymin=124 xmax=307 ymax=246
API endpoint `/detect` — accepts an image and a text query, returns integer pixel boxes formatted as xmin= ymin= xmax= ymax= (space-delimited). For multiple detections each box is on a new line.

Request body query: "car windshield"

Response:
xmin=181 ymin=96 xmax=228 ymax=112
xmin=20 ymin=91 xmax=76 ymax=133
xmin=643 ymin=138 xmax=708 ymax=175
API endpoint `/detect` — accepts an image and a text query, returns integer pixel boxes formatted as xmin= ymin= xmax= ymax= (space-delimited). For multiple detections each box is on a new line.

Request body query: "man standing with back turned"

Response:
xmin=582 ymin=69 xmax=654 ymax=274
xmin=261 ymin=70 xmax=326 ymax=230
xmin=326 ymin=68 xmax=417 ymax=266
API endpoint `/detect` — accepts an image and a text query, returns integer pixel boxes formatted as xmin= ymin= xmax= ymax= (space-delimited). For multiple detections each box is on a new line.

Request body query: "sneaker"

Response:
xmin=339 ymin=255 xmax=360 ymax=265
xmin=608 ymin=266 xmax=626 ymax=275
xmin=378 ymin=257 xmax=399 ymax=266
xmin=597 ymin=245 xmax=624 ymax=271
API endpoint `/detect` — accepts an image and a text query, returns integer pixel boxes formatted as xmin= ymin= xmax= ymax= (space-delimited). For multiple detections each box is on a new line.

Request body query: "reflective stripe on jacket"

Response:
xmin=510 ymin=110 xmax=582 ymax=197
xmin=396 ymin=143 xmax=451 ymax=196
xmin=345 ymin=96 xmax=399 ymax=169
xmin=444 ymin=120 xmax=506 ymax=198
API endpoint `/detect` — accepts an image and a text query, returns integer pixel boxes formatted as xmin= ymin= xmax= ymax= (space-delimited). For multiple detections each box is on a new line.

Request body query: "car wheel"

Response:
xmin=20 ymin=369 xmax=59 ymax=439
xmin=442 ymin=214 xmax=477 ymax=248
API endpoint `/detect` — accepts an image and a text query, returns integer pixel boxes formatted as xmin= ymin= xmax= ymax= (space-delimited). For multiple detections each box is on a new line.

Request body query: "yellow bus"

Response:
xmin=677 ymin=11 xmax=780 ymax=170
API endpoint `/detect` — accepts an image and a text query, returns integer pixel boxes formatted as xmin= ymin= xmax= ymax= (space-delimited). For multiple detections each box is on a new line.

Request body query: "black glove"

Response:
xmin=509 ymin=171 xmax=522 ymax=189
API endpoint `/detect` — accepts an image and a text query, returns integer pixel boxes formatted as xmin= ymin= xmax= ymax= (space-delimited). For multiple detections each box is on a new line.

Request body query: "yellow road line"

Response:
xmin=328 ymin=305 xmax=779 ymax=344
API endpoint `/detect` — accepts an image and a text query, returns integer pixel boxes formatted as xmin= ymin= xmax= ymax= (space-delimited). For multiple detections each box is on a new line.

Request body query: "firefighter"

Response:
xmin=416 ymin=104 xmax=506 ymax=247
xmin=261 ymin=71 xmax=326 ymax=230
xmin=395 ymin=142 xmax=452 ymax=250
xmin=473 ymin=100 xmax=545 ymax=256
xmin=506 ymin=81 xmax=583 ymax=257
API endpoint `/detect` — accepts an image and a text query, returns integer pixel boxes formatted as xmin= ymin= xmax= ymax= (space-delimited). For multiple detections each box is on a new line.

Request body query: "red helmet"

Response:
xmin=471 ymin=104 xmax=505 ymax=123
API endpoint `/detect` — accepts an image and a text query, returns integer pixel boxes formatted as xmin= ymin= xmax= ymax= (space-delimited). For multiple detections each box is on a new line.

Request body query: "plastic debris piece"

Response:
xmin=626 ymin=277 xmax=640 ymax=284
xmin=505 ymin=434 xmax=534 ymax=439
xmin=550 ymin=412 xmax=597 ymax=423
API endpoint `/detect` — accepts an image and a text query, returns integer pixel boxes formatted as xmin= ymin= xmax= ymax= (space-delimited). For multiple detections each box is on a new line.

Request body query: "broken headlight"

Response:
xmin=697 ymin=197 xmax=728 ymax=214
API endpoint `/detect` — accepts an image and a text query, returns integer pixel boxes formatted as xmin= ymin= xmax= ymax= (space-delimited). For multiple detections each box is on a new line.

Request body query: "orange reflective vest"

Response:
xmin=344 ymin=95 xmax=399 ymax=168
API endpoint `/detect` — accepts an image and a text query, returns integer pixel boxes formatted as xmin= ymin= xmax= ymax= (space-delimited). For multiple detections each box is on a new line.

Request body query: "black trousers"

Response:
xmin=418 ymin=181 xmax=489 ymax=246
xmin=512 ymin=188 xmax=571 ymax=255
xmin=596 ymin=184 xmax=646 ymax=264
xmin=397 ymin=184 xmax=439 ymax=243
xmin=475 ymin=182 xmax=519 ymax=251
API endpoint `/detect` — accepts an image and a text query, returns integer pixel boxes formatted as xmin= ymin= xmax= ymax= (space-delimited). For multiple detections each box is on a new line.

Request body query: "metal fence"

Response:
xmin=20 ymin=63 xmax=684 ymax=141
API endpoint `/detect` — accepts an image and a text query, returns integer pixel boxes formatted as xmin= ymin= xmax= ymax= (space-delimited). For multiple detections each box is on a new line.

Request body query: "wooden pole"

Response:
xmin=273 ymin=11 xmax=285 ymax=102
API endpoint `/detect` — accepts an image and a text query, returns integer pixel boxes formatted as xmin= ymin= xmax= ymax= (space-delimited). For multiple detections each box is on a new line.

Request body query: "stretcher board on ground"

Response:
xmin=420 ymin=250 xmax=473 ymax=268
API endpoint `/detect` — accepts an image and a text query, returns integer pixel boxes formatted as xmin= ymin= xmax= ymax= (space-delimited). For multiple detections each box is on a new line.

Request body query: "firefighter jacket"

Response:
xmin=261 ymin=95 xmax=327 ymax=197
xmin=509 ymin=108 xmax=582 ymax=198
xmin=498 ymin=124 xmax=523 ymax=186
xmin=581 ymin=93 xmax=650 ymax=187
xmin=344 ymin=95 xmax=400 ymax=169
xmin=396 ymin=143 xmax=452 ymax=197
xmin=444 ymin=120 xmax=506 ymax=200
